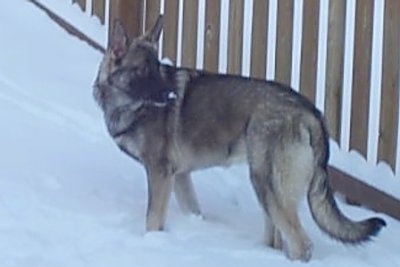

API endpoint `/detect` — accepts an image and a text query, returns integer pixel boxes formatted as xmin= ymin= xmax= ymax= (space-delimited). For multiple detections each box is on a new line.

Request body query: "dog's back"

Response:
xmin=93 ymin=16 xmax=386 ymax=262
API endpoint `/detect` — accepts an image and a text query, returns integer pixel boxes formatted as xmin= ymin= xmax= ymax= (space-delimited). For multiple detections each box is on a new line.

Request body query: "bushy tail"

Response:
xmin=307 ymin=170 xmax=386 ymax=243
xmin=305 ymin=110 xmax=386 ymax=244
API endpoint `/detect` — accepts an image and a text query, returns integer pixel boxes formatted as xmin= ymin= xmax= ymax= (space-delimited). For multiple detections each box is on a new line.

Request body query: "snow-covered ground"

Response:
xmin=1 ymin=1 xmax=399 ymax=267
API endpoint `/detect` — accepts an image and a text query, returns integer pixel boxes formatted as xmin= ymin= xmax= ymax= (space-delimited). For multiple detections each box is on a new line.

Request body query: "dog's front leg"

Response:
xmin=174 ymin=172 xmax=201 ymax=216
xmin=145 ymin=164 xmax=174 ymax=231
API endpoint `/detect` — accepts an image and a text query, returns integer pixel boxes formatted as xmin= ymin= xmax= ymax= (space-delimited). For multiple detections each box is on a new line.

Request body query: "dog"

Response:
xmin=93 ymin=15 xmax=385 ymax=261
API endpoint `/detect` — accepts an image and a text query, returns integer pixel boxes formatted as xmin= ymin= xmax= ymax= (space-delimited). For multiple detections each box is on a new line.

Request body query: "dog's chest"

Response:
xmin=113 ymin=132 xmax=144 ymax=161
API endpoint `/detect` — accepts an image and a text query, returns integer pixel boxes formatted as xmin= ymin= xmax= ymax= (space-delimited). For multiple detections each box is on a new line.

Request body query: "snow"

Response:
xmin=1 ymin=1 xmax=400 ymax=267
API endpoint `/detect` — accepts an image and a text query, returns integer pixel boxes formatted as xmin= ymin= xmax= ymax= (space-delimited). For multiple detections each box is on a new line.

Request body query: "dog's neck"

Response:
xmin=106 ymin=103 xmax=147 ymax=138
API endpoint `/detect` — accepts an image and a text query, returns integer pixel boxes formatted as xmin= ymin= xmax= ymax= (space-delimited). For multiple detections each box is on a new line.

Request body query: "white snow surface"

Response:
xmin=0 ymin=1 xmax=399 ymax=267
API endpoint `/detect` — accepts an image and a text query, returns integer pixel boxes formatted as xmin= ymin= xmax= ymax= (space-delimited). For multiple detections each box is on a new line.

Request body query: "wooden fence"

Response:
xmin=84 ymin=0 xmax=399 ymax=174
xmin=45 ymin=0 xmax=399 ymax=218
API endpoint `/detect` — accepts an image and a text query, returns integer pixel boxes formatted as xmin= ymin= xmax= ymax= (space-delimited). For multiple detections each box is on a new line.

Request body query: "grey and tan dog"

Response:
xmin=93 ymin=16 xmax=385 ymax=261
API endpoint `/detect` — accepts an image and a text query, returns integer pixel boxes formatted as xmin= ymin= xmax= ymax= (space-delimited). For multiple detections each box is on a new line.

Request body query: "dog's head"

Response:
xmin=95 ymin=15 xmax=172 ymax=108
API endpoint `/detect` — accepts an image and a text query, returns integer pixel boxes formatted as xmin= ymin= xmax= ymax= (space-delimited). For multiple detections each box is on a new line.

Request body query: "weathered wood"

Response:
xmin=349 ymin=0 xmax=374 ymax=157
xmin=92 ymin=0 xmax=106 ymax=24
xmin=378 ymin=0 xmax=400 ymax=170
xmin=329 ymin=166 xmax=400 ymax=221
xmin=203 ymin=0 xmax=221 ymax=73
xmin=162 ymin=0 xmax=179 ymax=63
xmin=250 ymin=0 xmax=269 ymax=79
xmin=227 ymin=0 xmax=244 ymax=75
xmin=109 ymin=0 xmax=144 ymax=39
xmin=275 ymin=0 xmax=294 ymax=84
xmin=299 ymin=0 xmax=319 ymax=103
xmin=72 ymin=0 xmax=86 ymax=11
xmin=145 ymin=0 xmax=161 ymax=33
xmin=181 ymin=0 xmax=199 ymax=68
xmin=325 ymin=0 xmax=346 ymax=143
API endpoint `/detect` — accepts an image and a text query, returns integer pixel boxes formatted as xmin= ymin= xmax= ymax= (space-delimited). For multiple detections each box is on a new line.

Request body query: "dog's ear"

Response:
xmin=143 ymin=15 xmax=164 ymax=44
xmin=109 ymin=19 xmax=129 ymax=59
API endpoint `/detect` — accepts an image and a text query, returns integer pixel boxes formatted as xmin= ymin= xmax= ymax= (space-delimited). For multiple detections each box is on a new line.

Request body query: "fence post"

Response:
xmin=349 ymin=0 xmax=374 ymax=158
xmin=203 ymin=0 xmax=221 ymax=73
xmin=325 ymin=0 xmax=346 ymax=143
xmin=227 ymin=0 xmax=244 ymax=75
xmin=109 ymin=0 xmax=144 ymax=41
xmin=250 ymin=0 xmax=269 ymax=79
xmin=275 ymin=0 xmax=294 ymax=85
xmin=145 ymin=0 xmax=161 ymax=33
xmin=378 ymin=0 xmax=400 ymax=170
xmin=72 ymin=0 xmax=85 ymax=11
xmin=162 ymin=0 xmax=179 ymax=64
xmin=299 ymin=0 xmax=320 ymax=103
xmin=181 ymin=0 xmax=199 ymax=68
xmin=92 ymin=0 xmax=106 ymax=24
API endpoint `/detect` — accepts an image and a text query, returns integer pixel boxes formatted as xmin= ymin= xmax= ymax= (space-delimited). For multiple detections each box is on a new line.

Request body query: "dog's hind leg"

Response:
xmin=246 ymin=128 xmax=312 ymax=261
xmin=270 ymin=189 xmax=312 ymax=261
xmin=174 ymin=172 xmax=202 ymax=216
xmin=250 ymin=165 xmax=312 ymax=261
xmin=268 ymin=140 xmax=314 ymax=261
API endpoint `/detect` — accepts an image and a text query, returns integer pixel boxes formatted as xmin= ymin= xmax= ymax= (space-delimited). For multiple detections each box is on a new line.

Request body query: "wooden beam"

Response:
xmin=329 ymin=166 xmax=400 ymax=221
xmin=227 ymin=0 xmax=244 ymax=75
xmin=109 ymin=0 xmax=144 ymax=40
xmin=145 ymin=0 xmax=161 ymax=32
xmin=299 ymin=0 xmax=319 ymax=103
xmin=250 ymin=0 xmax=269 ymax=79
xmin=325 ymin=0 xmax=346 ymax=143
xmin=181 ymin=0 xmax=199 ymax=68
xmin=162 ymin=0 xmax=179 ymax=63
xmin=203 ymin=0 xmax=221 ymax=73
xmin=275 ymin=0 xmax=294 ymax=84
xmin=378 ymin=0 xmax=400 ymax=170
xmin=92 ymin=0 xmax=106 ymax=24
xmin=349 ymin=0 xmax=374 ymax=157
xmin=72 ymin=0 xmax=86 ymax=11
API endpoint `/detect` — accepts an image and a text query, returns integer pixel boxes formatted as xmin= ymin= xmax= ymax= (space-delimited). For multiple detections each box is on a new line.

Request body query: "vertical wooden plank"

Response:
xmin=299 ymin=0 xmax=319 ymax=103
xmin=325 ymin=0 xmax=346 ymax=142
xmin=349 ymin=0 xmax=374 ymax=157
xmin=72 ymin=0 xmax=86 ymax=11
xmin=378 ymin=0 xmax=400 ymax=170
xmin=92 ymin=0 xmax=106 ymax=24
xmin=227 ymin=0 xmax=244 ymax=75
xmin=109 ymin=0 xmax=144 ymax=40
xmin=203 ymin=0 xmax=221 ymax=73
xmin=250 ymin=0 xmax=269 ymax=79
xmin=145 ymin=0 xmax=161 ymax=32
xmin=162 ymin=0 xmax=179 ymax=63
xmin=181 ymin=0 xmax=199 ymax=68
xmin=275 ymin=0 xmax=294 ymax=84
